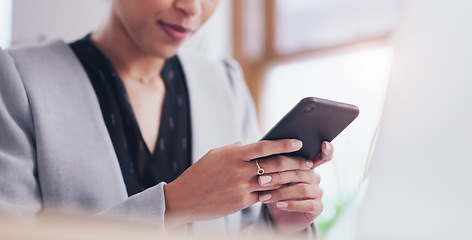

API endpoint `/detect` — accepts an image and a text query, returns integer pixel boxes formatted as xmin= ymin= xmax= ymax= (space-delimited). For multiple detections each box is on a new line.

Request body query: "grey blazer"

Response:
xmin=0 ymin=40 xmax=273 ymax=235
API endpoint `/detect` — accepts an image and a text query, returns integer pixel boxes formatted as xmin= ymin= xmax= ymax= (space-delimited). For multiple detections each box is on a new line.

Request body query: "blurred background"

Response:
xmin=1 ymin=0 xmax=471 ymax=239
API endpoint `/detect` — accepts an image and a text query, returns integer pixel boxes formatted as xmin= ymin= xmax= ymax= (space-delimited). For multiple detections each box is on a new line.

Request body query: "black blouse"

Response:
xmin=70 ymin=35 xmax=192 ymax=196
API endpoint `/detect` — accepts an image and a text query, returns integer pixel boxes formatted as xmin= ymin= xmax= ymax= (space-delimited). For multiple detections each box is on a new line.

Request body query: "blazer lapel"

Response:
xmin=178 ymin=51 xmax=241 ymax=164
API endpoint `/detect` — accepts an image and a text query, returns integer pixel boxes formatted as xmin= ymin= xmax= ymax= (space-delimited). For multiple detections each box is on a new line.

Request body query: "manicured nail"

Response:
xmin=323 ymin=142 xmax=331 ymax=151
xmin=291 ymin=140 xmax=303 ymax=150
xmin=259 ymin=194 xmax=271 ymax=202
xmin=306 ymin=160 xmax=313 ymax=169
xmin=276 ymin=202 xmax=288 ymax=208
xmin=259 ymin=175 xmax=272 ymax=186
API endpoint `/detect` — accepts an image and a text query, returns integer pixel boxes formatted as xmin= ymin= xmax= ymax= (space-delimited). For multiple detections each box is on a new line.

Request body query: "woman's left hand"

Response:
xmin=257 ymin=142 xmax=334 ymax=233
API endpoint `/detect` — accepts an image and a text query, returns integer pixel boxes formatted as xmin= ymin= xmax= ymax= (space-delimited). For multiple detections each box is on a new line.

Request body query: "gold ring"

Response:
xmin=255 ymin=159 xmax=265 ymax=175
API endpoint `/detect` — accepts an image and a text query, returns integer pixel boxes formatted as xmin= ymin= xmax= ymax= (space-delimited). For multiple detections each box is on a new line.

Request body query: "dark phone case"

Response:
xmin=260 ymin=97 xmax=359 ymax=160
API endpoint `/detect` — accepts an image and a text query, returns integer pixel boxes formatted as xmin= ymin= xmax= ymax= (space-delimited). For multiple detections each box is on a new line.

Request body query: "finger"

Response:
xmin=256 ymin=155 xmax=313 ymax=174
xmin=312 ymin=141 xmax=334 ymax=168
xmin=219 ymin=141 xmax=244 ymax=150
xmin=257 ymin=170 xmax=320 ymax=187
xmin=238 ymin=139 xmax=303 ymax=161
xmin=258 ymin=183 xmax=323 ymax=204
xmin=251 ymin=183 xmax=282 ymax=192
xmin=248 ymin=192 xmax=262 ymax=206
xmin=212 ymin=141 xmax=245 ymax=155
xmin=274 ymin=199 xmax=323 ymax=215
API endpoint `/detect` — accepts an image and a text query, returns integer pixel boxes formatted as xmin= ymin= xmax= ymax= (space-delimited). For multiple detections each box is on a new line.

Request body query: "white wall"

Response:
xmin=11 ymin=0 xmax=110 ymax=45
xmin=0 ymin=0 xmax=12 ymax=48
xmin=326 ymin=0 xmax=472 ymax=239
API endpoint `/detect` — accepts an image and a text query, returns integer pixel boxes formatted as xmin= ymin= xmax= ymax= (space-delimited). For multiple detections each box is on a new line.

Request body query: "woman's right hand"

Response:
xmin=163 ymin=139 xmax=305 ymax=228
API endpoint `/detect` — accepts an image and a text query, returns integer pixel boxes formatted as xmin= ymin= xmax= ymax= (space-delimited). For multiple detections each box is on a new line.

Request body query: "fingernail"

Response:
xmin=259 ymin=175 xmax=272 ymax=186
xmin=291 ymin=140 xmax=303 ymax=150
xmin=276 ymin=202 xmax=288 ymax=208
xmin=324 ymin=142 xmax=331 ymax=151
xmin=306 ymin=160 xmax=313 ymax=169
xmin=259 ymin=194 xmax=271 ymax=202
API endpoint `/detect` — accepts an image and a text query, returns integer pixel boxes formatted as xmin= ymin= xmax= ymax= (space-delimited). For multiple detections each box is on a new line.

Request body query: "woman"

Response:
xmin=0 ymin=0 xmax=333 ymax=236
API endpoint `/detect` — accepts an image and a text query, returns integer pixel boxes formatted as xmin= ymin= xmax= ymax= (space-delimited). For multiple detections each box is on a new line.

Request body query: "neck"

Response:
xmin=90 ymin=10 xmax=166 ymax=81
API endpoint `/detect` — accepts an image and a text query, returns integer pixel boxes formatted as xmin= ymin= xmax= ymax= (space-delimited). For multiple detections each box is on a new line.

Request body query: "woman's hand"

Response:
xmin=163 ymin=139 xmax=305 ymax=228
xmin=258 ymin=142 xmax=334 ymax=233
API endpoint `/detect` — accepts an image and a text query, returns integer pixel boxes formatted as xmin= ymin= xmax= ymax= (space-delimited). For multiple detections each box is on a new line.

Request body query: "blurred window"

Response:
xmin=274 ymin=0 xmax=399 ymax=54
xmin=262 ymin=43 xmax=393 ymax=234
xmin=233 ymin=0 xmax=399 ymax=236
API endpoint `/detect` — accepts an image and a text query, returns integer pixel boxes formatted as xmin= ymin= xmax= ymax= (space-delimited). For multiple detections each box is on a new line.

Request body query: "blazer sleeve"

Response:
xmin=0 ymin=44 xmax=167 ymax=228
xmin=0 ymin=47 xmax=42 ymax=218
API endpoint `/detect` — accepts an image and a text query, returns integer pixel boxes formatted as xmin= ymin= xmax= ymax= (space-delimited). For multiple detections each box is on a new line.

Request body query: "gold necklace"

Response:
xmin=139 ymin=76 xmax=150 ymax=84
xmin=132 ymin=72 xmax=160 ymax=84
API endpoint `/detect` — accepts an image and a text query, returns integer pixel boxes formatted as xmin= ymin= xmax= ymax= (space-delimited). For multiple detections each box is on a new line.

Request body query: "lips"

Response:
xmin=158 ymin=21 xmax=192 ymax=41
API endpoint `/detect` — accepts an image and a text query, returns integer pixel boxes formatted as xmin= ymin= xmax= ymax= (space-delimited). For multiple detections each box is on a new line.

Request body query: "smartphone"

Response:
xmin=260 ymin=97 xmax=359 ymax=160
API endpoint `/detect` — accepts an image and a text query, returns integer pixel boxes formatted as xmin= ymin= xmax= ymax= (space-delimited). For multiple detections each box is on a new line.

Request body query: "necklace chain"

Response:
xmin=139 ymin=77 xmax=150 ymax=84
xmin=129 ymin=72 xmax=160 ymax=84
